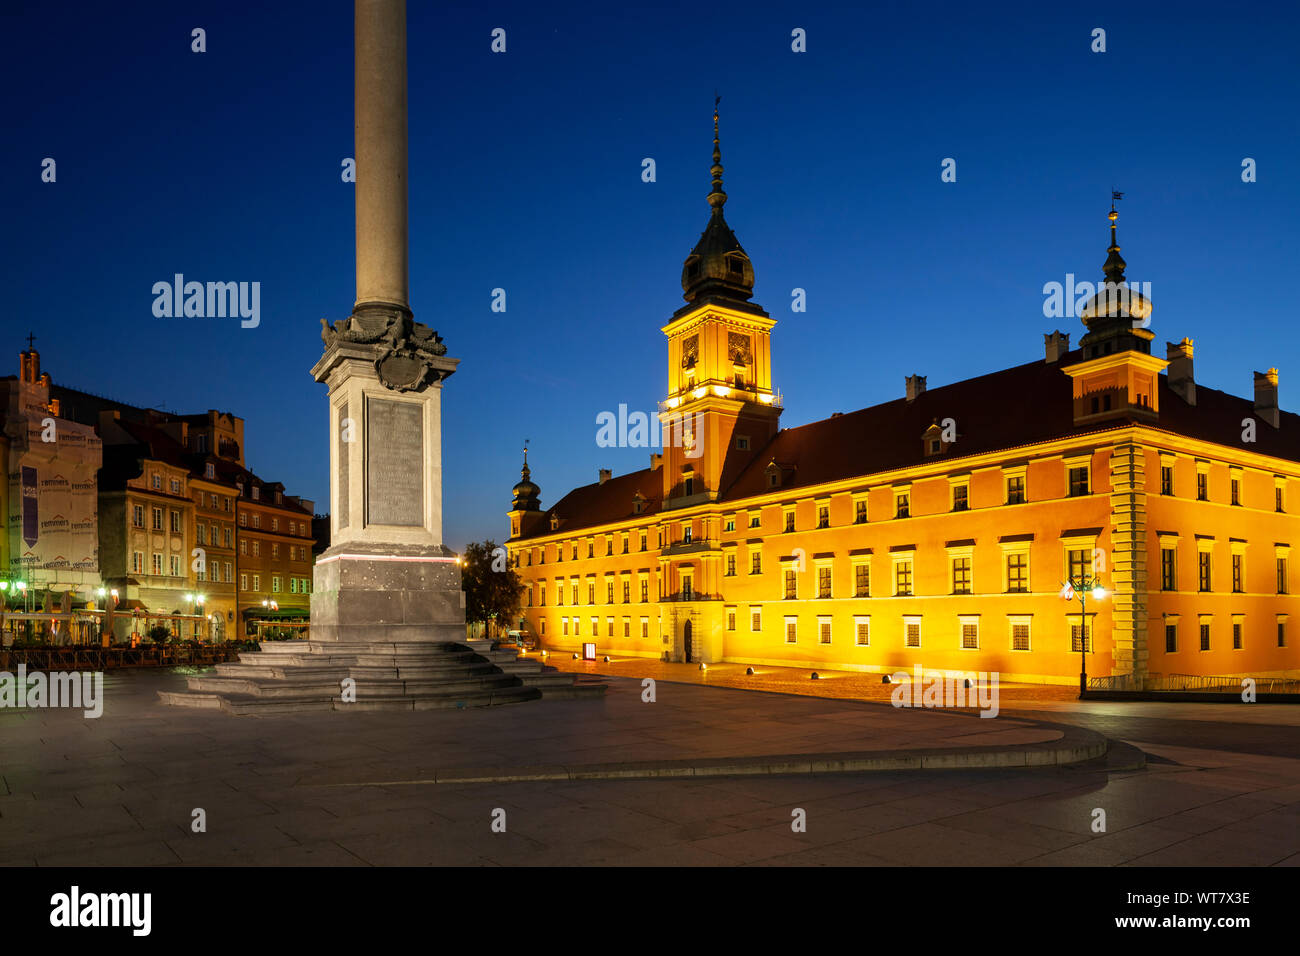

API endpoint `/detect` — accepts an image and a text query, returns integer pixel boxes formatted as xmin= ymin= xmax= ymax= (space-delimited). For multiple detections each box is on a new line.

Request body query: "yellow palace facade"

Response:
xmin=505 ymin=112 xmax=1300 ymax=686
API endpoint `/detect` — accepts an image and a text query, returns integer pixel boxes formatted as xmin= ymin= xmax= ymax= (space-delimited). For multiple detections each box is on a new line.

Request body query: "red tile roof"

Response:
xmin=520 ymin=350 xmax=1299 ymax=538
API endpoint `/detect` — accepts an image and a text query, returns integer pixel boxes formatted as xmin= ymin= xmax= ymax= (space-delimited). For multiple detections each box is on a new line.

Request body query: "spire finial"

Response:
xmin=708 ymin=93 xmax=726 ymax=213
xmin=520 ymin=438 xmax=531 ymax=479
xmin=1103 ymin=190 xmax=1126 ymax=283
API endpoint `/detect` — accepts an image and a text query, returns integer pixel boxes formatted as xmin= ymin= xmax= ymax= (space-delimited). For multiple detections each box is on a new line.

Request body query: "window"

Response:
xmin=1006 ymin=475 xmax=1026 ymax=505
xmin=724 ymin=518 xmax=735 ymax=532
xmin=817 ymin=505 xmax=829 ymax=529
xmin=640 ymin=531 xmax=647 ymax=552
xmin=1277 ymin=482 xmax=1286 ymax=513
xmin=1160 ymin=548 xmax=1176 ymax=591
xmin=1278 ymin=619 xmax=1288 ymax=648
xmin=1232 ymin=553 xmax=1244 ymax=593
xmin=622 ymin=534 xmax=629 ymax=554
xmin=817 ymin=566 xmax=832 ymax=599
xmin=224 ymin=561 xmax=232 ymax=583
xmin=855 ymin=617 xmax=870 ymax=646
xmin=952 ymin=557 xmax=971 ymax=594
xmin=749 ymin=513 xmax=761 ymax=529
xmin=1198 ymin=552 xmax=1212 ymax=592
xmin=606 ymin=581 xmax=614 ymax=603
xmin=588 ymin=540 xmax=594 ymax=558
xmin=1165 ymin=623 xmax=1177 ymax=653
xmin=152 ymin=507 xmax=163 ymax=531
xmin=131 ymin=551 xmax=143 ymax=573
xmin=726 ymin=608 xmax=736 ymax=631
xmin=1197 ymin=471 xmax=1208 ymax=501
xmin=1068 ymin=466 xmax=1089 ymax=497
xmin=572 ymin=544 xmax=578 ymax=559
xmin=539 ymin=583 xmax=546 ymax=606
xmin=818 ymin=617 xmax=832 ymax=645
xmin=1071 ymin=623 xmax=1092 ymax=653
xmin=905 ymin=619 xmax=921 ymax=647
xmin=571 ymin=582 xmax=580 ymax=604
xmin=640 ymin=578 xmax=649 ymax=602
xmin=557 ymin=582 xmax=564 ymax=606
xmin=169 ymin=554 xmax=181 ymax=576
xmin=854 ymin=499 xmax=868 ymax=524
xmin=952 ymin=484 xmax=969 ymax=512
xmin=196 ymin=526 xmax=206 ymax=546
xmin=1161 ymin=465 xmax=1173 ymax=495
xmin=894 ymin=559 xmax=913 ymax=596
xmin=606 ymin=537 xmax=613 ymax=556
xmin=681 ymin=524 xmax=692 ymax=545
xmin=784 ymin=568 xmax=797 ymax=600
xmin=623 ymin=618 xmax=631 ymax=638
xmin=751 ymin=551 xmax=762 ymax=574
xmin=681 ymin=576 xmax=693 ymax=601
xmin=784 ymin=617 xmax=797 ymax=644
xmin=961 ymin=620 xmax=979 ymax=650
xmin=224 ymin=528 xmax=232 ymax=548
xmin=253 ymin=514 xmax=261 ymax=529
xmin=170 ymin=478 xmax=180 ymax=494
xmin=784 ymin=510 xmax=795 ymax=533
xmin=239 ymin=513 xmax=247 ymax=527
xmin=562 ymin=617 xmax=569 ymax=636
xmin=252 ymin=541 xmax=261 ymax=557
xmin=170 ymin=510 xmax=182 ymax=533
xmin=640 ymin=618 xmax=649 ymax=639
xmin=725 ymin=553 xmax=736 ymax=576
xmin=1199 ymin=622 xmax=1211 ymax=651
xmin=587 ymin=582 xmax=595 ymax=605
xmin=1278 ymin=557 xmax=1288 ymax=594
xmin=1230 ymin=475 xmax=1242 ymax=506
xmin=1067 ymin=549 xmax=1090 ymax=586
xmin=895 ymin=492 xmax=910 ymax=519
xmin=240 ymin=539 xmax=247 ymax=556
xmin=751 ymin=607 xmax=762 ymax=632
xmin=622 ymin=580 xmax=631 ymax=603
xmin=271 ymin=518 xmax=279 ymax=532
xmin=1233 ymin=620 xmax=1243 ymax=649
xmin=272 ymin=577 xmax=282 ymax=593
xmin=1011 ymin=621 xmax=1031 ymax=651
xmin=1006 ymin=552 xmax=1029 ymax=593
xmin=239 ymin=573 xmax=248 ymax=591
xmin=683 ymin=478 xmax=695 ymax=497
xmin=854 ymin=563 xmax=870 ymax=598
xmin=151 ymin=473 xmax=162 ymax=490
xmin=131 ymin=504 xmax=144 ymax=528
xmin=150 ymin=552 xmax=163 ymax=575
xmin=272 ymin=544 xmax=280 ymax=559
xmin=290 ymin=578 xmax=299 ymax=594
xmin=736 ymin=436 xmax=750 ymax=450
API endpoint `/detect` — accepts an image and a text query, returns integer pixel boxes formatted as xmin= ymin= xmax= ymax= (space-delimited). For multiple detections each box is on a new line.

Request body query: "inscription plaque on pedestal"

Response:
xmin=337 ymin=400 xmax=349 ymax=528
xmin=366 ymin=397 xmax=423 ymax=526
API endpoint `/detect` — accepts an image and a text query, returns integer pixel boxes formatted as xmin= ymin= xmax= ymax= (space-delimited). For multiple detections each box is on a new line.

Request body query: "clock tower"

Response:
xmin=659 ymin=104 xmax=782 ymax=509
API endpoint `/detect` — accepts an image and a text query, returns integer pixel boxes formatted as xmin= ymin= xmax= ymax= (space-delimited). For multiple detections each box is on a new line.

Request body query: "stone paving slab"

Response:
xmin=1 ymin=668 xmax=1297 ymax=866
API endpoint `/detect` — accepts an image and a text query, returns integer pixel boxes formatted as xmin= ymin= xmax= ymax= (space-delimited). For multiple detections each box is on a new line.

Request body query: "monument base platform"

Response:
xmin=159 ymin=639 xmax=606 ymax=715
xmin=309 ymin=547 xmax=465 ymax=643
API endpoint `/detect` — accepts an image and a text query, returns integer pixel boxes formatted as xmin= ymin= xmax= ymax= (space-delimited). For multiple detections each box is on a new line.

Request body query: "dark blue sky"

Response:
xmin=5 ymin=1 xmax=1298 ymax=550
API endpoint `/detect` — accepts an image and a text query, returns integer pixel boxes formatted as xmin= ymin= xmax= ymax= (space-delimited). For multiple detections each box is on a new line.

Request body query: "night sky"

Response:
xmin=5 ymin=0 xmax=1298 ymax=550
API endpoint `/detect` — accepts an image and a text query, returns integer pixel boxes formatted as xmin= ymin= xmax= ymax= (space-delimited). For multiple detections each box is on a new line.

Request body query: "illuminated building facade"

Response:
xmin=507 ymin=113 xmax=1300 ymax=685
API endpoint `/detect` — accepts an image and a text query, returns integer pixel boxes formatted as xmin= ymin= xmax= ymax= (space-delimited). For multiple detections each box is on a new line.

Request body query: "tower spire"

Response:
xmin=708 ymin=94 xmax=726 ymax=213
xmin=1104 ymin=191 xmax=1126 ymax=283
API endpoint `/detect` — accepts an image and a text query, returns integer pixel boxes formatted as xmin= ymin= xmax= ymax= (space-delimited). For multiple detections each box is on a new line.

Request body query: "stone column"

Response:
xmin=309 ymin=0 xmax=464 ymax=644
xmin=354 ymin=0 xmax=409 ymax=317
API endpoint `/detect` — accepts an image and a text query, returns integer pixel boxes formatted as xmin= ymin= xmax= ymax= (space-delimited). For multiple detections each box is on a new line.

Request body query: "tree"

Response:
xmin=461 ymin=540 xmax=523 ymax=639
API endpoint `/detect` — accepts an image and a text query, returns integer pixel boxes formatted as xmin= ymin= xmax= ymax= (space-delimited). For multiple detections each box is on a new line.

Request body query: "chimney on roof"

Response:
xmin=650 ymin=453 xmax=663 ymax=470
xmin=905 ymin=374 xmax=926 ymax=402
xmin=1166 ymin=338 xmax=1196 ymax=405
xmin=1254 ymin=368 xmax=1280 ymax=428
xmin=1044 ymin=330 xmax=1070 ymax=364
xmin=598 ymin=468 xmax=611 ymax=485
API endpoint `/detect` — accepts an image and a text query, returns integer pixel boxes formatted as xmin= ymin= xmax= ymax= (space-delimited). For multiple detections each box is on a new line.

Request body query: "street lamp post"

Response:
xmin=1064 ymin=573 xmax=1106 ymax=697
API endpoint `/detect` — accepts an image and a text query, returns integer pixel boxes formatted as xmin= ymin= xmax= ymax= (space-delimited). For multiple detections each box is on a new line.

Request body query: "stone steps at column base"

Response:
xmin=157 ymin=684 xmax=543 ymax=715
xmin=187 ymin=673 xmax=524 ymax=698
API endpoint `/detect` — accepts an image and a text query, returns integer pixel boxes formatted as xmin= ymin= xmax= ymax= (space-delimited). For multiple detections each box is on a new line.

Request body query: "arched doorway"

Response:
xmin=684 ymin=620 xmax=693 ymax=663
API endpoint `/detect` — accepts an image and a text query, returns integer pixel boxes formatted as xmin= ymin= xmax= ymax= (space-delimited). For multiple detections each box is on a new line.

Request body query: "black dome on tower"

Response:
xmin=681 ymin=101 xmax=755 ymax=304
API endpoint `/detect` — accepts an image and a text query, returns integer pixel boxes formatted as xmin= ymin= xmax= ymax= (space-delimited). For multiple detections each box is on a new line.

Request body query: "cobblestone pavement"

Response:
xmin=1 ymin=668 xmax=1296 ymax=866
